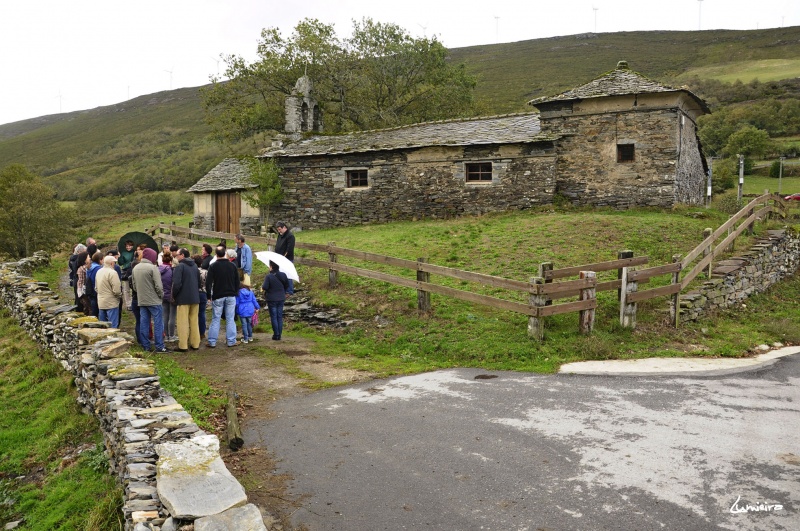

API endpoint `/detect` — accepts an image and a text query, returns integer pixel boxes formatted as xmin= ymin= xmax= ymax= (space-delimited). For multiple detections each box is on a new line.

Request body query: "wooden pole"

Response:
xmin=671 ymin=254 xmax=682 ymax=328
xmin=578 ymin=271 xmax=596 ymax=334
xmin=328 ymin=242 xmax=338 ymax=288
xmin=528 ymin=277 xmax=546 ymax=340
xmin=619 ymin=266 xmax=637 ymax=329
xmin=538 ymin=262 xmax=553 ymax=306
xmin=416 ymin=258 xmax=431 ymax=313
xmin=703 ymin=228 xmax=713 ymax=278
xmin=617 ymin=250 xmax=633 ymax=301
xmin=225 ymin=390 xmax=244 ymax=451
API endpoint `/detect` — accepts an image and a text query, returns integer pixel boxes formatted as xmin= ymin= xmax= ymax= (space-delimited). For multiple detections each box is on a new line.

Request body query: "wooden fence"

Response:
xmin=146 ymin=192 xmax=787 ymax=339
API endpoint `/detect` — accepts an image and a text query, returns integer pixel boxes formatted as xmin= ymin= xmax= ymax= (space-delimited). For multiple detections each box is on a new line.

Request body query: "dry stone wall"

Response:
xmin=0 ymin=253 xmax=267 ymax=531
xmin=678 ymin=229 xmax=800 ymax=322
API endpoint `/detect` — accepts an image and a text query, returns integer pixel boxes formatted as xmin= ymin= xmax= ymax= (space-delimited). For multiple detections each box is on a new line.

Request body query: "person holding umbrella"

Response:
xmin=262 ymin=260 xmax=290 ymax=340
xmin=275 ymin=221 xmax=295 ymax=296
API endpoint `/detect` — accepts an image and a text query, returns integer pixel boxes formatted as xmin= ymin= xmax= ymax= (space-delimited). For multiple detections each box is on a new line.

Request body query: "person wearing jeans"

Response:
xmin=131 ymin=247 xmax=168 ymax=353
xmin=261 ymin=260 xmax=289 ymax=340
xmin=206 ymin=246 xmax=240 ymax=347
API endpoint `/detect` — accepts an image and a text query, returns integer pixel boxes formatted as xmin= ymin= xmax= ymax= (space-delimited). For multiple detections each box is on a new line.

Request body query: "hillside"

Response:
xmin=1 ymin=26 xmax=799 ymax=203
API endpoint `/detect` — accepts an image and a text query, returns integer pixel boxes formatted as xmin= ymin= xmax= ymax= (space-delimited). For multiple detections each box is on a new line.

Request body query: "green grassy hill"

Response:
xmin=450 ymin=27 xmax=800 ymax=113
xmin=1 ymin=26 xmax=799 ymax=201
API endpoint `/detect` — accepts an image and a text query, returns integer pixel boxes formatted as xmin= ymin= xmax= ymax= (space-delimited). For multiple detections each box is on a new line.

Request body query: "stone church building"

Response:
xmin=191 ymin=62 xmax=709 ymax=233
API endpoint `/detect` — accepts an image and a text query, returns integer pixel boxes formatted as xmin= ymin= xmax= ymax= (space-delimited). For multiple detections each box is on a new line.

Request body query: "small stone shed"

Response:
xmin=186 ymin=158 xmax=260 ymax=234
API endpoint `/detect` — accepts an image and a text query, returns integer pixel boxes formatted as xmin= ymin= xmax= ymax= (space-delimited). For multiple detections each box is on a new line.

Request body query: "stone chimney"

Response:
xmin=616 ymin=60 xmax=629 ymax=70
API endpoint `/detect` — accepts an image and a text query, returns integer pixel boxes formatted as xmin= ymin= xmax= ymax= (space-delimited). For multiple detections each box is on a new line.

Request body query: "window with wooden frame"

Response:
xmin=346 ymin=169 xmax=369 ymax=188
xmin=465 ymin=162 xmax=493 ymax=182
xmin=617 ymin=144 xmax=635 ymax=163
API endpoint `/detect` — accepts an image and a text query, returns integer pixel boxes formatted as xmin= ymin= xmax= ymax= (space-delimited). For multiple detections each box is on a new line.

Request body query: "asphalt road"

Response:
xmin=245 ymin=355 xmax=800 ymax=530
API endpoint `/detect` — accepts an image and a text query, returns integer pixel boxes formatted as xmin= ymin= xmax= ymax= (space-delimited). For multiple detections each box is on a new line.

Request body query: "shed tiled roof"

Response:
xmin=528 ymin=62 xmax=710 ymax=113
xmin=260 ymin=113 xmax=558 ymax=158
xmin=187 ymin=158 xmax=257 ymax=193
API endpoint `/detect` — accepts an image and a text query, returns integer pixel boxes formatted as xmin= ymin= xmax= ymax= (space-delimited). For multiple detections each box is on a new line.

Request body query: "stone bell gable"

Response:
xmin=528 ymin=61 xmax=710 ymax=208
xmin=285 ymin=76 xmax=323 ymax=135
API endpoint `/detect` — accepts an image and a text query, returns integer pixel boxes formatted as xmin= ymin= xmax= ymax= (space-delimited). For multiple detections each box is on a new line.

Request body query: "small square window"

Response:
xmin=617 ymin=144 xmax=635 ymax=163
xmin=465 ymin=162 xmax=493 ymax=182
xmin=346 ymin=169 xmax=368 ymax=188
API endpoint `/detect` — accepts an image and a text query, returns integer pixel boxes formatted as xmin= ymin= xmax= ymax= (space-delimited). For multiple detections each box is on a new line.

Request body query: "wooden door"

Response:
xmin=215 ymin=192 xmax=241 ymax=234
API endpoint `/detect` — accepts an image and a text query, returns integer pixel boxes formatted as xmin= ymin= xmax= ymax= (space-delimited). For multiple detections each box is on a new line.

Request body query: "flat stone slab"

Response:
xmin=559 ymin=346 xmax=800 ymax=376
xmin=194 ymin=504 xmax=267 ymax=531
xmin=156 ymin=434 xmax=247 ymax=519
xmin=101 ymin=358 xmax=157 ymax=380
xmin=76 ymin=327 xmax=117 ymax=344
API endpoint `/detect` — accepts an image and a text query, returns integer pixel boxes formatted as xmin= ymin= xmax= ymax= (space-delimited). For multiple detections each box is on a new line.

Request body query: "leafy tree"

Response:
xmin=722 ymin=125 xmax=771 ymax=159
xmin=710 ymin=158 xmax=736 ymax=194
xmin=241 ymin=157 xmax=283 ymax=228
xmin=0 ymin=164 xmax=75 ymax=258
xmin=201 ymin=18 xmax=477 ymax=140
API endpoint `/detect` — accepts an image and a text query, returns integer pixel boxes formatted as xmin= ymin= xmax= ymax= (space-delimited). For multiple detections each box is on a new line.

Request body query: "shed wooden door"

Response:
xmin=215 ymin=192 xmax=241 ymax=234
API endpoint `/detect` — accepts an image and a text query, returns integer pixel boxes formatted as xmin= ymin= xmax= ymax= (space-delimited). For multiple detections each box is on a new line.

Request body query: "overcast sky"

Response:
xmin=0 ymin=0 xmax=796 ymax=126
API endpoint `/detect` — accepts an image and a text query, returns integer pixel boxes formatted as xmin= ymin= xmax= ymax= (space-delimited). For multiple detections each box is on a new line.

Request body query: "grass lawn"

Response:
xmin=0 ymin=310 xmax=122 ymax=530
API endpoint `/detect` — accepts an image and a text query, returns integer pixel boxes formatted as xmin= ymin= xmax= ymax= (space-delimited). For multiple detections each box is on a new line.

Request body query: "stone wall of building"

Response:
xmin=272 ymin=143 xmax=557 ymax=230
xmin=678 ymin=229 xmax=800 ymax=322
xmin=191 ymin=213 xmax=214 ymax=232
xmin=0 ymin=254 xmax=267 ymax=531
xmin=542 ymin=108 xmax=689 ymax=208
xmin=674 ymin=109 xmax=706 ymax=205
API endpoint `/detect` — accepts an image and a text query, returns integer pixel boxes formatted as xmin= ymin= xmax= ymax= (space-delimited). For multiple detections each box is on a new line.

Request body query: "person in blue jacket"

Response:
xmin=261 ymin=261 xmax=289 ymax=340
xmin=235 ymin=280 xmax=260 ymax=343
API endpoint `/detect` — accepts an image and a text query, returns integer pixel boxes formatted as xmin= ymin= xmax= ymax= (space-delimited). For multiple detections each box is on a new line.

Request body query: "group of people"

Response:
xmin=67 ymin=223 xmax=296 ymax=352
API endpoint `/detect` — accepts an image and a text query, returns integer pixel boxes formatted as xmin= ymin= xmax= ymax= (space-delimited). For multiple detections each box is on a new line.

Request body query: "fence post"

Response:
xmin=765 ymin=190 xmax=772 ymax=221
xmin=416 ymin=258 xmax=431 ymax=313
xmin=748 ymin=205 xmax=755 ymax=235
xmin=578 ymin=271 xmax=596 ymax=334
xmin=703 ymin=228 xmax=713 ymax=278
xmin=617 ymin=250 xmax=633 ymax=301
xmin=328 ymin=241 xmax=338 ymax=288
xmin=538 ymin=262 xmax=553 ymax=306
xmin=727 ymin=225 xmax=734 ymax=252
xmin=528 ymin=277 xmax=546 ymax=340
xmin=619 ymin=267 xmax=637 ymax=329
xmin=671 ymin=254 xmax=682 ymax=328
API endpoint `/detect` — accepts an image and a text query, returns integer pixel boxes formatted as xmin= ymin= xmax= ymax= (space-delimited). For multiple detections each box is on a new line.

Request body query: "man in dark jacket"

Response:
xmin=275 ymin=221 xmax=296 ymax=295
xmin=172 ymin=248 xmax=201 ymax=352
xmin=206 ymin=245 xmax=240 ymax=347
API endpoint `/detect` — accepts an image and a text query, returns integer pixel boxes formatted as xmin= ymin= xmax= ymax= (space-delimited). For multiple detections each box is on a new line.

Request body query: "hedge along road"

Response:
xmin=245 ymin=350 xmax=800 ymax=531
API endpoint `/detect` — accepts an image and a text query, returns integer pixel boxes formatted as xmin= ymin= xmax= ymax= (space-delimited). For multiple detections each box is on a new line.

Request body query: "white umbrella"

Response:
xmin=255 ymin=251 xmax=300 ymax=282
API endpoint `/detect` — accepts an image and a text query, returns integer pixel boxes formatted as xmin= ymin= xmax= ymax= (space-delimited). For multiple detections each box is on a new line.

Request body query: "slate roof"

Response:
xmin=187 ymin=158 xmax=257 ymax=193
xmin=259 ymin=113 xmax=558 ymax=158
xmin=528 ymin=62 xmax=710 ymax=113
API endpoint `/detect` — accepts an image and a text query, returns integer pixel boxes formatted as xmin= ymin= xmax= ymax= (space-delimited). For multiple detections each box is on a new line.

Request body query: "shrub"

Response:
xmin=716 ymin=194 xmax=745 ymax=215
